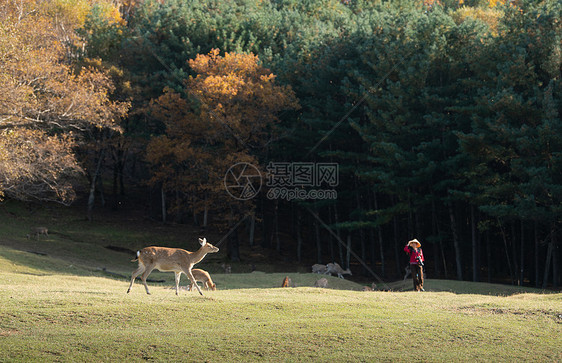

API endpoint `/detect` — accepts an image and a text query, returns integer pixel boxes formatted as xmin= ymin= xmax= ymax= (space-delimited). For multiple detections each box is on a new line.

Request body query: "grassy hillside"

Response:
xmin=0 ymin=202 xmax=561 ymax=361
xmin=1 ymin=251 xmax=561 ymax=362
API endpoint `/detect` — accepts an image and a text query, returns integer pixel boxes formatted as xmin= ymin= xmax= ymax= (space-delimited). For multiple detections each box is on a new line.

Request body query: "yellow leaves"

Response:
xmin=188 ymin=48 xmax=299 ymax=136
xmin=41 ymin=0 xmax=124 ymax=29
xmin=487 ymin=0 xmax=508 ymax=8
xmin=189 ymin=49 xmax=261 ymax=80
xmin=44 ymin=0 xmax=92 ymax=28
xmin=0 ymin=2 xmax=129 ymax=131
xmin=457 ymin=0 xmax=507 ymax=7
xmin=260 ymin=73 xmax=276 ymax=82
xmin=201 ymin=74 xmax=246 ymax=99
xmin=451 ymin=6 xmax=503 ymax=36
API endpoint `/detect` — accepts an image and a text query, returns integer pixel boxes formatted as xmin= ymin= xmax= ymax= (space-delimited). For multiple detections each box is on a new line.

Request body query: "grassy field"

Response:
xmin=0 ymin=202 xmax=561 ymax=361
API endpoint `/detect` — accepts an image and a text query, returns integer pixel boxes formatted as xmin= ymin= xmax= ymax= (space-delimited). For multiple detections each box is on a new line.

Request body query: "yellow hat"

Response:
xmin=408 ymin=239 xmax=421 ymax=248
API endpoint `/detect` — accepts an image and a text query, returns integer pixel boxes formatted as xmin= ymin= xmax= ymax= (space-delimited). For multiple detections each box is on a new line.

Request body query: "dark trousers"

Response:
xmin=411 ymin=263 xmax=424 ymax=291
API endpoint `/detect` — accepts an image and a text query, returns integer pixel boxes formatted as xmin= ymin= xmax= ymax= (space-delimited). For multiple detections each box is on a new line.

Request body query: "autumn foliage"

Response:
xmin=0 ymin=0 xmax=128 ymax=204
xmin=147 ymin=49 xmax=299 ymax=225
xmin=0 ymin=0 xmax=559 ymax=285
xmin=0 ymin=129 xmax=83 ymax=204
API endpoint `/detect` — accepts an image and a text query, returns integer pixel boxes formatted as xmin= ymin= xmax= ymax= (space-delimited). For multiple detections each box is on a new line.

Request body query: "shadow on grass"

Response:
xmin=388 ymin=278 xmax=555 ymax=296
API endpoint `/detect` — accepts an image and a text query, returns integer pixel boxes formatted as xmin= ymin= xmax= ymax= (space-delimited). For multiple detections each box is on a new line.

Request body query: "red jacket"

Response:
xmin=404 ymin=245 xmax=424 ymax=264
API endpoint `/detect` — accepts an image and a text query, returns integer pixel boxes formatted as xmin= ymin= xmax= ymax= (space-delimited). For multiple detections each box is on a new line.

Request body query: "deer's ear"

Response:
xmin=199 ymin=237 xmax=207 ymax=246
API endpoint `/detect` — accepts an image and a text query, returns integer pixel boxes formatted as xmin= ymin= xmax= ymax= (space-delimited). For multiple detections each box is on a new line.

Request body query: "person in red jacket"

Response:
xmin=404 ymin=239 xmax=425 ymax=291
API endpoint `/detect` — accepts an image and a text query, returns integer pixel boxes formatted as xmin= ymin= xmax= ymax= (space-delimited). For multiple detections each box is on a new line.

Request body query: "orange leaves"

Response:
xmin=189 ymin=49 xmax=261 ymax=79
xmin=200 ymin=74 xmax=246 ymax=99
xmin=187 ymin=49 xmax=299 ymax=147
xmin=146 ymin=49 xmax=299 ymax=225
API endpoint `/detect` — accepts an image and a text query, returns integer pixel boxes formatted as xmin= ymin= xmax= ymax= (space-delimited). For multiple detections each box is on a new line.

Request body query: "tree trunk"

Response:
xmin=192 ymin=195 xmax=198 ymax=225
xmin=249 ymin=214 xmax=255 ymax=246
xmin=96 ymin=173 xmax=105 ymax=207
xmin=261 ymin=195 xmax=270 ymax=249
xmin=346 ymin=234 xmax=352 ymax=270
xmin=111 ymin=138 xmax=126 ymax=210
xmin=274 ymin=200 xmax=280 ymax=252
xmin=407 ymin=189 xmax=414 ymax=237
xmin=510 ymin=222 xmax=519 ymax=285
xmin=161 ymin=187 xmax=166 ymax=223
xmin=227 ymin=230 xmax=241 ymax=262
xmin=542 ymin=239 xmax=553 ymax=289
xmin=227 ymin=209 xmax=241 ymax=262
xmin=356 ymin=187 xmax=365 ymax=274
xmin=440 ymin=242 xmax=448 ymax=279
xmin=203 ymin=193 xmax=208 ymax=229
xmin=334 ymin=205 xmax=344 ymax=266
xmin=374 ymin=192 xmax=385 ymax=277
xmin=87 ymin=148 xmax=105 ymax=222
xmin=315 ymin=206 xmax=322 ymax=263
xmin=471 ymin=205 xmax=479 ymax=282
xmin=393 ymin=215 xmax=401 ymax=276
xmin=433 ymin=199 xmax=448 ymax=279
xmin=486 ymin=231 xmax=492 ymax=283
xmin=378 ymin=226 xmax=385 ymax=277
xmin=360 ymin=228 xmax=366 ymax=275
xmin=448 ymin=203 xmax=463 ymax=280
xmin=552 ymin=231 xmax=559 ymax=289
xmin=369 ymin=227 xmax=376 ymax=273
xmin=328 ymin=205 xmax=335 ymax=262
xmin=534 ymin=221 xmax=539 ymax=288
xmin=431 ymin=198 xmax=442 ymax=278
xmin=520 ymin=221 xmax=524 ymax=286
xmin=498 ymin=220 xmax=515 ymax=285
xmin=119 ymin=159 xmax=125 ymax=196
xmin=112 ymin=157 xmax=119 ymax=208
xmin=173 ymin=189 xmax=182 ymax=224
xmin=296 ymin=209 xmax=303 ymax=262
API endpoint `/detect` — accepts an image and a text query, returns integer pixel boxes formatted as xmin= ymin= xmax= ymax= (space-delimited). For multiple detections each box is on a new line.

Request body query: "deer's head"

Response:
xmin=199 ymin=237 xmax=219 ymax=254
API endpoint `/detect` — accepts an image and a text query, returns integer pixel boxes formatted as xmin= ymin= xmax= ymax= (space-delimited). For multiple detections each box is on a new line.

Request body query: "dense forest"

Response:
xmin=0 ymin=0 xmax=560 ymax=288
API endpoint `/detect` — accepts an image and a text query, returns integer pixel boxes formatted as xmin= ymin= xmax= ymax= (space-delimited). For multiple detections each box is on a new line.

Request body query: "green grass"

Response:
xmin=0 ymin=202 xmax=561 ymax=361
xmin=1 ymin=245 xmax=561 ymax=362
xmin=2 ymin=281 xmax=562 ymax=362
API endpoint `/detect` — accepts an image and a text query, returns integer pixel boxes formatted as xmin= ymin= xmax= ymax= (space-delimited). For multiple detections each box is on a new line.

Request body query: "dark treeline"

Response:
xmin=22 ymin=0 xmax=562 ymax=287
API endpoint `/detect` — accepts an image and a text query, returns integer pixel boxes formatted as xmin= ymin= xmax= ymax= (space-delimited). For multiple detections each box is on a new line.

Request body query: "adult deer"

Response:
xmin=127 ymin=238 xmax=219 ymax=296
xmin=325 ymin=262 xmax=352 ymax=279
xmin=311 ymin=263 xmax=327 ymax=274
xmin=27 ymin=227 xmax=48 ymax=240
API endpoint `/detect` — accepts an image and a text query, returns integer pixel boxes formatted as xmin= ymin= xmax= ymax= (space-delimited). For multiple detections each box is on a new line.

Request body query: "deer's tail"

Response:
xmin=130 ymin=251 xmax=140 ymax=262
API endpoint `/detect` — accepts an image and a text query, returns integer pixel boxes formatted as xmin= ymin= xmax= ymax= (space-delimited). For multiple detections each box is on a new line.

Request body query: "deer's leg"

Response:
xmin=183 ymin=268 xmax=203 ymax=296
xmin=140 ymin=265 xmax=156 ymax=295
xmin=404 ymin=266 xmax=411 ymax=281
xmin=174 ymin=271 xmax=182 ymax=295
xmin=127 ymin=264 xmax=146 ymax=293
